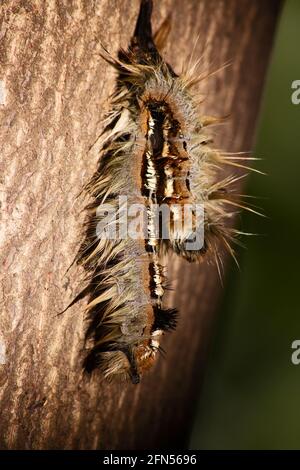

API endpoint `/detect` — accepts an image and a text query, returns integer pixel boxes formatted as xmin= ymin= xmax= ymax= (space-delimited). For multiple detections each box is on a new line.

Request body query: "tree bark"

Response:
xmin=0 ymin=0 xmax=281 ymax=450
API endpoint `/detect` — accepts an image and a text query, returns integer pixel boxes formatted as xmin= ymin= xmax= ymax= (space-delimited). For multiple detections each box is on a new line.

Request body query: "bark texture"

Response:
xmin=0 ymin=0 xmax=281 ymax=450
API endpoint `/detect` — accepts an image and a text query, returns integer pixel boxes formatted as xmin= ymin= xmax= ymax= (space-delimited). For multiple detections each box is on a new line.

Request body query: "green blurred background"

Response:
xmin=190 ymin=0 xmax=300 ymax=450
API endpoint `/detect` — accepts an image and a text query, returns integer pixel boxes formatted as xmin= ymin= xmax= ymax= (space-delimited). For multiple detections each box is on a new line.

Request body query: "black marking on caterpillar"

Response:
xmin=71 ymin=0 xmax=256 ymax=383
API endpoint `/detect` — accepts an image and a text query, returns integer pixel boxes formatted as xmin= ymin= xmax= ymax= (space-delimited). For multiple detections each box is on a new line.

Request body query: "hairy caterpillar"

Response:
xmin=72 ymin=0 xmax=255 ymax=383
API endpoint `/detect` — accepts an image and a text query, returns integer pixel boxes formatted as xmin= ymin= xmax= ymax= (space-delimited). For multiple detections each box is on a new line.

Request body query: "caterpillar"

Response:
xmin=72 ymin=0 xmax=255 ymax=384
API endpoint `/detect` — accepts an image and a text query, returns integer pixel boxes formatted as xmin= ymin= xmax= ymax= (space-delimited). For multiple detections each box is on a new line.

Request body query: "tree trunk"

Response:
xmin=0 ymin=0 xmax=281 ymax=450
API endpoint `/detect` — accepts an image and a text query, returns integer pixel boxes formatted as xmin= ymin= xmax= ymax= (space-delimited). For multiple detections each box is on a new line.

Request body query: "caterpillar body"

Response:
xmin=75 ymin=0 xmax=249 ymax=383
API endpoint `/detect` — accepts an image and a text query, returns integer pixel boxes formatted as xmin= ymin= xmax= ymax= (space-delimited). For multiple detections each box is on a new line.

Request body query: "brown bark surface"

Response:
xmin=0 ymin=0 xmax=281 ymax=450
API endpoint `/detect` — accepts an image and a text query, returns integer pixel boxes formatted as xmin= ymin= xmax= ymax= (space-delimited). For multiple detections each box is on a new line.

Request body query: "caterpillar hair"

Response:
xmin=72 ymin=0 xmax=255 ymax=383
